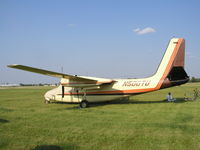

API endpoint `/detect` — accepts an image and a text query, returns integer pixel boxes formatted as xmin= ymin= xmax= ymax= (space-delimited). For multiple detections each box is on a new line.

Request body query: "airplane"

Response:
xmin=8 ymin=38 xmax=189 ymax=108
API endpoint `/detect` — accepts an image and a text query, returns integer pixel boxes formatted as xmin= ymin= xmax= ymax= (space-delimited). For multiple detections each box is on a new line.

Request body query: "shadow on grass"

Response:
xmin=54 ymin=97 xmax=188 ymax=109
xmin=89 ymin=98 xmax=187 ymax=107
xmin=31 ymin=144 xmax=78 ymax=150
xmin=31 ymin=145 xmax=62 ymax=150
xmin=131 ymin=97 xmax=187 ymax=104
xmin=0 ymin=118 xmax=9 ymax=123
xmin=87 ymin=97 xmax=187 ymax=108
xmin=52 ymin=102 xmax=80 ymax=110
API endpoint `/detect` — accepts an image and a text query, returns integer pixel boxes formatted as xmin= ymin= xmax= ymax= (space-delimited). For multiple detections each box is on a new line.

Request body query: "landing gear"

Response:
xmin=80 ymin=100 xmax=89 ymax=108
xmin=79 ymin=89 xmax=89 ymax=108
xmin=44 ymin=100 xmax=50 ymax=104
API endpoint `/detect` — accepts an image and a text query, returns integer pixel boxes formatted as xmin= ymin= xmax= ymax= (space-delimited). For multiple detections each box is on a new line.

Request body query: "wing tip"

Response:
xmin=7 ymin=64 xmax=19 ymax=68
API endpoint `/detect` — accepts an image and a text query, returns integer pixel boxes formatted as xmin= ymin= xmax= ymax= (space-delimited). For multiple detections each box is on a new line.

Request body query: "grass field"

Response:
xmin=0 ymin=83 xmax=200 ymax=150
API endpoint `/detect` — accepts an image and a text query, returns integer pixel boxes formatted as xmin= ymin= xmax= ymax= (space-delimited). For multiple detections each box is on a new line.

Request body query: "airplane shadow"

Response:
xmin=0 ymin=118 xmax=9 ymax=123
xmin=55 ymin=97 xmax=187 ymax=109
xmin=88 ymin=97 xmax=187 ymax=108
xmin=30 ymin=144 xmax=78 ymax=150
xmin=30 ymin=145 xmax=62 ymax=150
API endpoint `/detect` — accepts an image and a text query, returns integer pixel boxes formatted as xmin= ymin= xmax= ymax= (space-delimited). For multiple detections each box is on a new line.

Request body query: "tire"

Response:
xmin=44 ymin=100 xmax=50 ymax=104
xmin=80 ymin=100 xmax=88 ymax=108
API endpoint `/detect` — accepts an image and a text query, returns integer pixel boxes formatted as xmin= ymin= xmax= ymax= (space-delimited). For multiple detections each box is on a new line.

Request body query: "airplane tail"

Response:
xmin=154 ymin=38 xmax=189 ymax=89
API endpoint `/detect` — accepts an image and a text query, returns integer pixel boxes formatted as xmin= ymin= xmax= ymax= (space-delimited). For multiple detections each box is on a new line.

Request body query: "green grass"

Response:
xmin=0 ymin=83 xmax=200 ymax=150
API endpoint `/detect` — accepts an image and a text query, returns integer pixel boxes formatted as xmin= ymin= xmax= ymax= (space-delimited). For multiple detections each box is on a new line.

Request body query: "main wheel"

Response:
xmin=80 ymin=100 xmax=88 ymax=108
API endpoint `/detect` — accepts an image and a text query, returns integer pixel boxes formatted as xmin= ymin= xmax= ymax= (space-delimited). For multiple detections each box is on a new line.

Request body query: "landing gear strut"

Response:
xmin=79 ymin=89 xmax=89 ymax=108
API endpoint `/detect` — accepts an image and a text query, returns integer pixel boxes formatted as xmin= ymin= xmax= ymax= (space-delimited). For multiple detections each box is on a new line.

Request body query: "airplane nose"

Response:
xmin=44 ymin=91 xmax=54 ymax=102
xmin=44 ymin=86 xmax=60 ymax=103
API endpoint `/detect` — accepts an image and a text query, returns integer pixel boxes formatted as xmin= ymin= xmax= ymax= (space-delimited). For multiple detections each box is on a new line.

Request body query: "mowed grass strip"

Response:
xmin=0 ymin=83 xmax=200 ymax=150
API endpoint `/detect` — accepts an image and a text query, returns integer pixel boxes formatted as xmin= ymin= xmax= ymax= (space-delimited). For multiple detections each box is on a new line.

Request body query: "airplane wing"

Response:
xmin=7 ymin=64 xmax=115 ymax=87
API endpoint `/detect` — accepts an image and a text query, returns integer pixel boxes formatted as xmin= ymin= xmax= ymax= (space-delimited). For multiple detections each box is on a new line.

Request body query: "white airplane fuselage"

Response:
xmin=45 ymin=78 xmax=151 ymax=103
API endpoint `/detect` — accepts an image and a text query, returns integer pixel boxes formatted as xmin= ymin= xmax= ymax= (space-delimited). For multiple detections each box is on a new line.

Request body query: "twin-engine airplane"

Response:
xmin=8 ymin=38 xmax=189 ymax=108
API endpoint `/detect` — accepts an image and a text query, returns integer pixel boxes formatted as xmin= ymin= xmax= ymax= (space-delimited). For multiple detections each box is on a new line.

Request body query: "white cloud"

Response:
xmin=133 ymin=28 xmax=140 ymax=32
xmin=68 ymin=24 xmax=76 ymax=27
xmin=133 ymin=27 xmax=156 ymax=35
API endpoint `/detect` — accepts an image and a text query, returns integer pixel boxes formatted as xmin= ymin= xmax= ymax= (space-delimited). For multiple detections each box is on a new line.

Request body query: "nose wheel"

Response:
xmin=80 ymin=100 xmax=89 ymax=108
xmin=44 ymin=99 xmax=50 ymax=104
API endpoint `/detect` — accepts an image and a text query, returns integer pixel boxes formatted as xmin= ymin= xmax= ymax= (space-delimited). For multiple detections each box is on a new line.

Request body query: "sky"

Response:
xmin=1 ymin=0 xmax=200 ymax=84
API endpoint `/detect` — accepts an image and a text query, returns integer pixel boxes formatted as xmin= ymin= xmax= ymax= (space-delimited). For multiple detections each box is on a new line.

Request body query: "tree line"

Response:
xmin=189 ymin=77 xmax=200 ymax=83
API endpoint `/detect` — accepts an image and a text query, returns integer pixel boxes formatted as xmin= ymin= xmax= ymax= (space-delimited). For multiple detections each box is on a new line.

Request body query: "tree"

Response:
xmin=190 ymin=77 xmax=200 ymax=83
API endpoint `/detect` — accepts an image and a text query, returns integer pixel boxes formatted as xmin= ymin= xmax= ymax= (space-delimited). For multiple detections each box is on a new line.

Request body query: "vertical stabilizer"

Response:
xmin=154 ymin=38 xmax=189 ymax=89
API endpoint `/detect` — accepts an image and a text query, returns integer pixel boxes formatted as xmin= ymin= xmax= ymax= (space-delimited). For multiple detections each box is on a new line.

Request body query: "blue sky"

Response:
xmin=1 ymin=0 xmax=200 ymax=84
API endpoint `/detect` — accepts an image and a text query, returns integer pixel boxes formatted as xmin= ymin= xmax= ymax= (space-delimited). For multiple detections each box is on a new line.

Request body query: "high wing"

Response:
xmin=7 ymin=64 xmax=115 ymax=87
